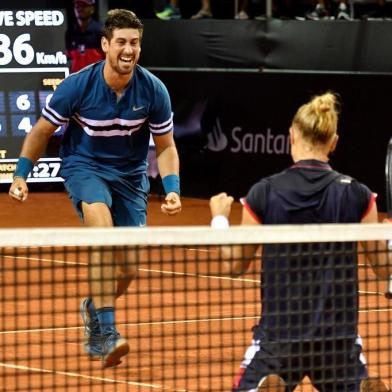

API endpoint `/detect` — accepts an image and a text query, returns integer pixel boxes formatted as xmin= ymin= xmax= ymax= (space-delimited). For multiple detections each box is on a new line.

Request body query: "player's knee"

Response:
xmin=257 ymin=374 xmax=287 ymax=392
xmin=116 ymin=263 xmax=137 ymax=279
xmin=360 ymin=375 xmax=390 ymax=392
xmin=81 ymin=201 xmax=113 ymax=226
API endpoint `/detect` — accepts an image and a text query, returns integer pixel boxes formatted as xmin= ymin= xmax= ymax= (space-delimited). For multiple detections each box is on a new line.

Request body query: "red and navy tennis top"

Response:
xmin=242 ymin=159 xmax=375 ymax=341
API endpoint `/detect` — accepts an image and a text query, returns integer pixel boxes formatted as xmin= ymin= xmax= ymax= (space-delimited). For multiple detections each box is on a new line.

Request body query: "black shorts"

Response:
xmin=233 ymin=331 xmax=367 ymax=392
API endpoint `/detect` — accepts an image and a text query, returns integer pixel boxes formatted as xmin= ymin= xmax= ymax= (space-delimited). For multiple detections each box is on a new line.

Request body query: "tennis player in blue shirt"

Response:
xmin=9 ymin=9 xmax=181 ymax=368
xmin=210 ymin=92 xmax=390 ymax=392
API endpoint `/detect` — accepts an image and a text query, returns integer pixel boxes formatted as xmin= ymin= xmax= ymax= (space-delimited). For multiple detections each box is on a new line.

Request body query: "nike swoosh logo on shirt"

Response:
xmin=132 ymin=105 xmax=144 ymax=111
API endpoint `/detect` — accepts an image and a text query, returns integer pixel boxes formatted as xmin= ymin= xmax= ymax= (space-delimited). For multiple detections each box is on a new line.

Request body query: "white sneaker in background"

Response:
xmin=336 ymin=2 xmax=352 ymax=20
xmin=235 ymin=10 xmax=249 ymax=20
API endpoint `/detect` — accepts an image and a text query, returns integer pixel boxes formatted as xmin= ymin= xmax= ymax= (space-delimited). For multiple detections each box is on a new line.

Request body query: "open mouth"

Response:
xmin=120 ymin=57 xmax=133 ymax=64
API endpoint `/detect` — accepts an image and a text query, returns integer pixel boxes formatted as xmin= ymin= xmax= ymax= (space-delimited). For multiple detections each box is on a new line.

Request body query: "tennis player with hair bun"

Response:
xmin=9 ymin=9 xmax=181 ymax=368
xmin=210 ymin=92 xmax=390 ymax=392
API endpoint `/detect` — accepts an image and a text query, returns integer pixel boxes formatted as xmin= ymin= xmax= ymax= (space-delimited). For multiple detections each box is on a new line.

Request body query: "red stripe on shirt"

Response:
xmin=232 ymin=366 xmax=246 ymax=389
xmin=240 ymin=197 xmax=262 ymax=224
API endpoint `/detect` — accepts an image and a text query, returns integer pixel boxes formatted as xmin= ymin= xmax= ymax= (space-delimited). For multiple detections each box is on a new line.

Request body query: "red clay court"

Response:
xmin=0 ymin=193 xmax=391 ymax=391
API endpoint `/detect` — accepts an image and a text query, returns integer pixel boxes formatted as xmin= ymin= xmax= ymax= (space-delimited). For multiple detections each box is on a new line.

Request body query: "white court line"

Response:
xmin=0 ymin=362 xmax=185 ymax=391
xmin=1 ymin=257 xmax=387 ymax=295
xmin=358 ymin=290 xmax=385 ymax=295
xmin=358 ymin=308 xmax=392 ymax=313
xmin=2 ymin=255 xmax=86 ymax=265
xmin=3 ymin=255 xmax=386 ymax=295
xmin=0 ymin=316 xmax=259 ymax=335
xmin=2 ymin=255 xmax=259 ymax=283
xmin=138 ymin=267 xmax=260 ymax=283
xmin=1 ymin=306 xmax=392 ymax=336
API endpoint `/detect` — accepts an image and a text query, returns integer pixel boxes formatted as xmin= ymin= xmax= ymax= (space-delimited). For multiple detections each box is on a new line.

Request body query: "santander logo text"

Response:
xmin=206 ymin=118 xmax=290 ymax=155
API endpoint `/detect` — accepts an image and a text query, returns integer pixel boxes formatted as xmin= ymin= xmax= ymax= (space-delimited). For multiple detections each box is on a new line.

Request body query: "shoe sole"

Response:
xmin=87 ymin=353 xmax=101 ymax=361
xmin=103 ymin=339 xmax=130 ymax=369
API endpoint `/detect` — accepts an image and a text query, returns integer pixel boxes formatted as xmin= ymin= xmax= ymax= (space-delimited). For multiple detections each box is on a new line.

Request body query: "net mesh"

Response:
xmin=0 ymin=224 xmax=391 ymax=392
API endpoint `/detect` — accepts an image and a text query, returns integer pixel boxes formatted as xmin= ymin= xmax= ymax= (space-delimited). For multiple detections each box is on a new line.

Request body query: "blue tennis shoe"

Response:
xmin=102 ymin=332 xmax=130 ymax=368
xmin=80 ymin=297 xmax=102 ymax=360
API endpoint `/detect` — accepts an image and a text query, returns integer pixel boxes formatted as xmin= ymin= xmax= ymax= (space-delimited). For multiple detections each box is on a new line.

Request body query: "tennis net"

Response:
xmin=0 ymin=223 xmax=391 ymax=392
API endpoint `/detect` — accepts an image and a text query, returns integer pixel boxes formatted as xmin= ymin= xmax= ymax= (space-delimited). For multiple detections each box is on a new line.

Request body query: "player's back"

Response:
xmin=255 ymin=159 xmax=372 ymax=341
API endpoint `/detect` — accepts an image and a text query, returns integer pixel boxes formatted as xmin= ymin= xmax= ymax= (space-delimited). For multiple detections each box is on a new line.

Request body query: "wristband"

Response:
xmin=211 ymin=215 xmax=229 ymax=229
xmin=14 ymin=157 xmax=34 ymax=180
xmin=162 ymin=174 xmax=180 ymax=195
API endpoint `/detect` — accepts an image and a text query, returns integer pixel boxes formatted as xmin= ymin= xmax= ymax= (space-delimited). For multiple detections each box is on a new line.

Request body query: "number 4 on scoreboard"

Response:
xmin=18 ymin=116 xmax=32 ymax=133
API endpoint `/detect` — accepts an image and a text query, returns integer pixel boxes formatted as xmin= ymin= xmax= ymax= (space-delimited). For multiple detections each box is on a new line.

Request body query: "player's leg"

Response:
xmin=82 ymin=201 xmax=115 ymax=305
xmin=77 ymin=173 xmax=148 ymax=367
xmin=78 ymin=206 xmax=116 ymax=364
xmin=111 ymin=173 xmax=149 ymax=298
xmin=360 ymin=373 xmax=390 ymax=392
xmin=64 ymin=172 xmax=129 ymax=367
xmin=115 ymin=247 xmax=138 ymax=298
xmin=257 ymin=374 xmax=287 ymax=392
xmin=81 ymin=201 xmax=130 ymax=367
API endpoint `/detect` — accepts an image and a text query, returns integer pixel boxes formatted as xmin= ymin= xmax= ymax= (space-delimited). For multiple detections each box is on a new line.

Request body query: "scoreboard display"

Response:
xmin=0 ymin=9 xmax=68 ymax=184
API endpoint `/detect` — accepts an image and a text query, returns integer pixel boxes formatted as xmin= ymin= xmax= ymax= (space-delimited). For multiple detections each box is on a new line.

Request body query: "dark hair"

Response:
xmin=103 ymin=9 xmax=144 ymax=41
